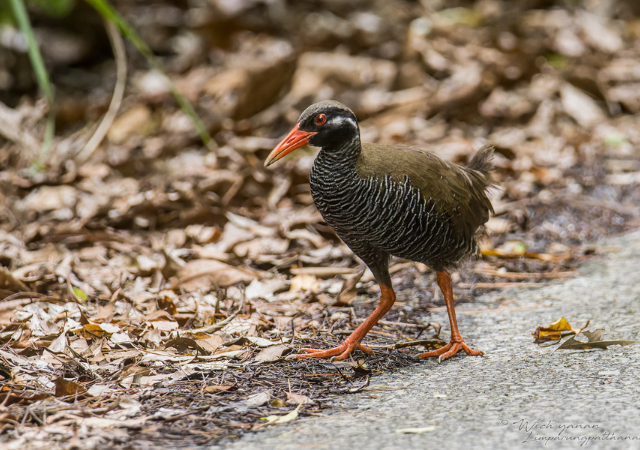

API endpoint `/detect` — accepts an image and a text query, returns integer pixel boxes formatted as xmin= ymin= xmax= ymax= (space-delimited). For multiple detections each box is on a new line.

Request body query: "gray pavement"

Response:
xmin=215 ymin=231 xmax=640 ymax=450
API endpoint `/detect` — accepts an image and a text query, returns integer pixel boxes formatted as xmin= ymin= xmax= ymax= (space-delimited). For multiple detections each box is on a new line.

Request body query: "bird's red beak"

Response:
xmin=264 ymin=124 xmax=317 ymax=167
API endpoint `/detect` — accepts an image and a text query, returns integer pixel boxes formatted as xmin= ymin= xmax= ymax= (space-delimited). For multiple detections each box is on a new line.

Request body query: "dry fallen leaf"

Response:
xmin=54 ymin=377 xmax=87 ymax=398
xmin=256 ymin=403 xmax=303 ymax=429
xmin=255 ymin=344 xmax=291 ymax=363
xmin=176 ymin=259 xmax=257 ymax=289
xmin=204 ymin=384 xmax=234 ymax=393
xmin=532 ymin=317 xmax=585 ymax=344
xmin=244 ymin=391 xmax=271 ymax=408
xmin=74 ymin=324 xmax=108 ymax=339
xmin=165 ymin=337 xmax=205 ymax=354
xmin=556 ymin=329 xmax=640 ymax=351
xmin=152 ymin=320 xmax=179 ymax=331
xmin=194 ymin=335 xmax=224 ymax=353
xmin=289 ymin=273 xmax=320 ymax=293
xmin=157 ymin=296 xmax=178 ymax=315
xmin=0 ymin=391 xmax=49 ymax=407
xmin=285 ymin=391 xmax=312 ymax=405
xmin=48 ymin=333 xmax=67 ymax=353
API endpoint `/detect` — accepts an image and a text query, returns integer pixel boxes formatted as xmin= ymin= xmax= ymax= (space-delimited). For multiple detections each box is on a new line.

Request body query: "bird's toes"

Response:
xmin=301 ymin=348 xmax=328 ymax=354
xmin=356 ymin=343 xmax=374 ymax=355
xmin=295 ymin=346 xmax=346 ymax=359
xmin=333 ymin=351 xmax=350 ymax=361
xmin=417 ymin=342 xmax=453 ymax=359
xmin=461 ymin=344 xmax=485 ymax=356
xmin=437 ymin=347 xmax=460 ymax=363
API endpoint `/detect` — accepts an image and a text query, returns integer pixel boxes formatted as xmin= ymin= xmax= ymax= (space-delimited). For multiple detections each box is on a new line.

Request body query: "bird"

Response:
xmin=265 ymin=100 xmax=495 ymax=362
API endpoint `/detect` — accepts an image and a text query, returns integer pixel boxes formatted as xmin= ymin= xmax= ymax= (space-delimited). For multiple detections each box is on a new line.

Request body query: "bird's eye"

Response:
xmin=314 ymin=114 xmax=327 ymax=125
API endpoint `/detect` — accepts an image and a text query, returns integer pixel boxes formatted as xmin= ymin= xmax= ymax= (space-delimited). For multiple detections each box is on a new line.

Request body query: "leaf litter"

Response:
xmin=1 ymin=0 xmax=640 ymax=448
xmin=532 ymin=318 xmax=640 ymax=350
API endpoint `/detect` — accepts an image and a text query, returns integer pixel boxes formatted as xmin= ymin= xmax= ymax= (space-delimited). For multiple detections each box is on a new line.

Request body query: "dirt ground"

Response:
xmin=0 ymin=0 xmax=639 ymax=448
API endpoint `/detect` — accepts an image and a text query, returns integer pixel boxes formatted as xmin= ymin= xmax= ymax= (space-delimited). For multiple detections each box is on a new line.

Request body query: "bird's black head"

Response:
xmin=264 ymin=100 xmax=360 ymax=167
xmin=298 ymin=100 xmax=360 ymax=150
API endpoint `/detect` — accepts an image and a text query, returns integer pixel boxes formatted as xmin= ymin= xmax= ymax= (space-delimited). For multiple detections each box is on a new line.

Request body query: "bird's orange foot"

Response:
xmin=418 ymin=339 xmax=484 ymax=363
xmin=295 ymin=341 xmax=374 ymax=361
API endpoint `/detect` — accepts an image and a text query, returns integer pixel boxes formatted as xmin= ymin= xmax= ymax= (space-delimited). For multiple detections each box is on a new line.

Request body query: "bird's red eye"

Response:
xmin=314 ymin=114 xmax=326 ymax=125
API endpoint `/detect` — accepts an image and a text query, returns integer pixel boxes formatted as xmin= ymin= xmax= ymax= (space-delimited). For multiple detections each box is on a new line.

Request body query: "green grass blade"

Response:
xmin=7 ymin=0 xmax=55 ymax=158
xmin=83 ymin=0 xmax=215 ymax=149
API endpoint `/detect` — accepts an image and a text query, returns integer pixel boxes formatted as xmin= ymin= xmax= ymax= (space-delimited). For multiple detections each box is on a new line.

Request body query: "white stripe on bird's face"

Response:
xmin=330 ymin=115 xmax=358 ymax=131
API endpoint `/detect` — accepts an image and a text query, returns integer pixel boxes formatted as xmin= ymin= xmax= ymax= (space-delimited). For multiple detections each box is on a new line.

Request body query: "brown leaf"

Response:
xmin=254 ymin=344 xmax=291 ymax=363
xmin=532 ymin=317 xmax=583 ymax=344
xmin=158 ymin=296 xmax=177 ymax=315
xmin=234 ymin=238 xmax=289 ymax=259
xmin=121 ymin=365 xmax=151 ymax=379
xmin=79 ymin=310 xmax=92 ymax=326
xmin=0 ymin=391 xmax=50 ymax=406
xmin=151 ymin=321 xmax=179 ymax=331
xmin=215 ymin=344 xmax=243 ymax=354
xmin=93 ymin=302 xmax=114 ymax=322
xmin=204 ymin=384 xmax=235 ymax=393
xmin=243 ymin=391 xmax=271 ymax=408
xmin=176 ymin=259 xmax=256 ymax=290
xmin=48 ymin=333 xmax=67 ymax=353
xmin=286 ymin=392 xmax=312 ymax=405
xmin=74 ymin=324 xmax=107 ymax=339
xmin=165 ymin=337 xmax=211 ymax=354
xmin=557 ymin=329 xmax=640 ymax=351
xmin=195 ymin=335 xmax=224 ymax=353
xmin=582 ymin=329 xmax=606 ymax=342
xmin=54 ymin=377 xmax=87 ymax=398
xmin=143 ymin=310 xmax=175 ymax=322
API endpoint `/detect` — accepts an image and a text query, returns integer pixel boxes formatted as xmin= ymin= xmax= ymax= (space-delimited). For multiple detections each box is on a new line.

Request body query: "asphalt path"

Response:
xmin=214 ymin=230 xmax=640 ymax=450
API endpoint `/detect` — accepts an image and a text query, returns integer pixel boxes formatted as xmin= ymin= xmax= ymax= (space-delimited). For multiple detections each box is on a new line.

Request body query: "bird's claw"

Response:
xmin=294 ymin=342 xmax=374 ymax=360
xmin=418 ymin=339 xmax=484 ymax=363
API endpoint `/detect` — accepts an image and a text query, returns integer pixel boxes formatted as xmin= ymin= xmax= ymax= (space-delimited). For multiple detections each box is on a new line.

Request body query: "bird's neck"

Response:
xmin=315 ymin=137 xmax=361 ymax=170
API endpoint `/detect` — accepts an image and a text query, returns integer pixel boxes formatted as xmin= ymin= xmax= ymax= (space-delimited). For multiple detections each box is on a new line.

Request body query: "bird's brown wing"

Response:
xmin=356 ymin=143 xmax=495 ymax=240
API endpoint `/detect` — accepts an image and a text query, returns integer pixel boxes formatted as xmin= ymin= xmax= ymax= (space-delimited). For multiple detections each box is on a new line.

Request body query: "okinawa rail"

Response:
xmin=265 ymin=100 xmax=495 ymax=362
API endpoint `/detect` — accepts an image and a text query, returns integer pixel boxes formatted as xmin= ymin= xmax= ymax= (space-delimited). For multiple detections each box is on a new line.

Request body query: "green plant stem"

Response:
xmin=8 ymin=0 xmax=55 ymax=158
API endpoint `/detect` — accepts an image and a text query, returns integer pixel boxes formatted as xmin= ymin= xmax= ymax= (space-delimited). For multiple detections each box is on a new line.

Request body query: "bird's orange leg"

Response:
xmin=419 ymin=271 xmax=485 ymax=362
xmin=296 ymin=284 xmax=396 ymax=360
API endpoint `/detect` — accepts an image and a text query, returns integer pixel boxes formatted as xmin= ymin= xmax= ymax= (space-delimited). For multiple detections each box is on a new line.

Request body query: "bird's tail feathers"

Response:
xmin=467 ymin=144 xmax=494 ymax=173
xmin=464 ymin=144 xmax=498 ymax=216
